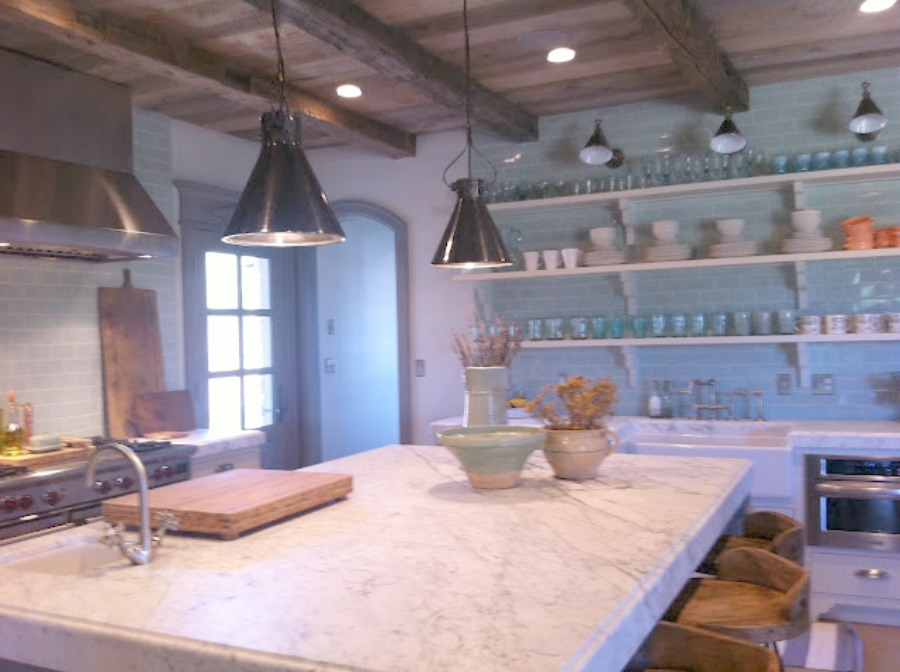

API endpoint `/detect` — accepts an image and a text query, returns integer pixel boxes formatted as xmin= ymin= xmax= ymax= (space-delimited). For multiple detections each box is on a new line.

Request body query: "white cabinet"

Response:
xmin=191 ymin=445 xmax=262 ymax=479
xmin=807 ymin=547 xmax=900 ymax=626
xmin=454 ymin=164 xmax=900 ymax=387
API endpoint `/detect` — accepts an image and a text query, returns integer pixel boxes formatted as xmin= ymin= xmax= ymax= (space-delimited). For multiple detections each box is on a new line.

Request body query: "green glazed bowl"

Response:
xmin=437 ymin=425 xmax=547 ymax=489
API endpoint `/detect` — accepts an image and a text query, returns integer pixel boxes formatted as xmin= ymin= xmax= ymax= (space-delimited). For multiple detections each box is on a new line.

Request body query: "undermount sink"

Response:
xmin=1 ymin=533 xmax=128 ymax=576
xmin=622 ymin=421 xmax=793 ymax=499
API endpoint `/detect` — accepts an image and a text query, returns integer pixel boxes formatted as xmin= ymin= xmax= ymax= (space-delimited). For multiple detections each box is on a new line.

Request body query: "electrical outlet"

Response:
xmin=415 ymin=359 xmax=426 ymax=377
xmin=777 ymin=374 xmax=792 ymax=395
xmin=812 ymin=374 xmax=835 ymax=395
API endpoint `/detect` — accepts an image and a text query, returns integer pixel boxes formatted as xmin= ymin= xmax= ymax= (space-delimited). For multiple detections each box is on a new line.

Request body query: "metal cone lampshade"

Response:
xmin=710 ymin=111 xmax=746 ymax=154
xmin=849 ymin=82 xmax=887 ymax=134
xmin=223 ymin=110 xmax=345 ymax=246
xmin=579 ymin=119 xmax=613 ymax=165
xmin=432 ymin=178 xmax=510 ymax=268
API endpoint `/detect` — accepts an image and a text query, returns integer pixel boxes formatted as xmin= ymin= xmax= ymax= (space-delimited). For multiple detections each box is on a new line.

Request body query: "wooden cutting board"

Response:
xmin=99 ymin=269 xmax=165 ymax=438
xmin=133 ymin=390 xmax=196 ymax=436
xmin=101 ymin=469 xmax=353 ymax=540
xmin=0 ymin=444 xmax=94 ymax=468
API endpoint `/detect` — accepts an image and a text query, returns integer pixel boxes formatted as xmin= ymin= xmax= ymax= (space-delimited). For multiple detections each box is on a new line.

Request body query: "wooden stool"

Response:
xmin=625 ymin=622 xmax=779 ymax=672
xmin=666 ymin=547 xmax=810 ymax=649
xmin=697 ymin=511 xmax=804 ymax=575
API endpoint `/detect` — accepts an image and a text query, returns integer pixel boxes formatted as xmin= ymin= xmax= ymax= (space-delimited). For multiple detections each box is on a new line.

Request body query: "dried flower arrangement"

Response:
xmin=525 ymin=375 xmax=618 ymax=430
xmin=453 ymin=315 xmax=522 ymax=368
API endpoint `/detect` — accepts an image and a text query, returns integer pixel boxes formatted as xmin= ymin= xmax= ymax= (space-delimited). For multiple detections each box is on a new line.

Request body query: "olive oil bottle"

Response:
xmin=4 ymin=391 xmax=24 ymax=456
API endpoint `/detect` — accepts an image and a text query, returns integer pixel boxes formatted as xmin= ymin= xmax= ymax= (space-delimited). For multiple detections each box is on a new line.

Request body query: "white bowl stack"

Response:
xmin=710 ymin=218 xmax=757 ymax=258
xmin=583 ymin=227 xmax=625 ymax=266
xmin=644 ymin=220 xmax=692 ymax=262
xmin=782 ymin=210 xmax=832 ymax=253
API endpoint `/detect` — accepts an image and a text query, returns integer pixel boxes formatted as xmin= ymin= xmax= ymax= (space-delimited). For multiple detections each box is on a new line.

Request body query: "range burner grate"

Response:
xmin=0 ymin=465 xmax=29 ymax=479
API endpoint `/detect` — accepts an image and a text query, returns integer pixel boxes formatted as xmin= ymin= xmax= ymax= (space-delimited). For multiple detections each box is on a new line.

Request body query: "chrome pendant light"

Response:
xmin=849 ymin=81 xmax=887 ymax=135
xmin=710 ymin=107 xmax=746 ymax=154
xmin=431 ymin=0 xmax=509 ymax=269
xmin=579 ymin=120 xmax=613 ymax=165
xmin=223 ymin=0 xmax=345 ymax=247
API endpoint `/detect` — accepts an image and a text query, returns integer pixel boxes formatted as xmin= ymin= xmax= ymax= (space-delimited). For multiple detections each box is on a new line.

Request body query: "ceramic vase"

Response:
xmin=463 ymin=366 xmax=509 ymax=426
xmin=542 ymin=427 xmax=619 ymax=480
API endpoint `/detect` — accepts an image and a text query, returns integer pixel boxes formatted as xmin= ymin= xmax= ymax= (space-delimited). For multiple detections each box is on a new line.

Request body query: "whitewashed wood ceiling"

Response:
xmin=0 ymin=0 xmax=897 ymax=157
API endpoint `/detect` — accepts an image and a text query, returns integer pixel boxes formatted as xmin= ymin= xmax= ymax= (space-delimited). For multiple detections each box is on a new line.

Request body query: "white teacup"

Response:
xmin=824 ymin=314 xmax=848 ymax=335
xmin=796 ymin=315 xmax=821 ymax=335
xmin=523 ymin=251 xmax=540 ymax=272
xmin=542 ymin=249 xmax=560 ymax=270
xmin=651 ymin=220 xmax=679 ymax=243
xmin=589 ymin=227 xmax=616 ymax=248
xmin=561 ymin=248 xmax=582 ymax=269
xmin=852 ymin=313 xmax=882 ymax=334
xmin=887 ymin=312 xmax=900 ymax=334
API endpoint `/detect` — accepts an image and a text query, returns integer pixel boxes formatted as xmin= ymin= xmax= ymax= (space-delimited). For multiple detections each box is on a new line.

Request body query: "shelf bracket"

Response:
xmin=620 ymin=346 xmax=638 ymax=387
xmin=619 ymin=271 xmax=637 ymax=314
xmin=793 ymin=261 xmax=808 ymax=309
xmin=617 ymin=198 xmax=634 ymax=246
xmin=792 ymin=181 xmax=805 ymax=210
xmin=795 ymin=342 xmax=810 ymax=388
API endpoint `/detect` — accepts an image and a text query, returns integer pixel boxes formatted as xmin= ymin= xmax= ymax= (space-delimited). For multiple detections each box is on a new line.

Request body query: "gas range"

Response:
xmin=0 ymin=439 xmax=196 ymax=540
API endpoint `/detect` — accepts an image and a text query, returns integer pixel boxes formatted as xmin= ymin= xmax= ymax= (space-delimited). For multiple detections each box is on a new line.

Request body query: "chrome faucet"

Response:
xmin=85 ymin=443 xmax=153 ymax=565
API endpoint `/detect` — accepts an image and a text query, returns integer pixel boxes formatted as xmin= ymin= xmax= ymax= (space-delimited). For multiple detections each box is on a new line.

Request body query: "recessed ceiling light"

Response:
xmin=336 ymin=84 xmax=362 ymax=98
xmin=547 ymin=47 xmax=576 ymax=63
xmin=860 ymin=0 xmax=896 ymax=11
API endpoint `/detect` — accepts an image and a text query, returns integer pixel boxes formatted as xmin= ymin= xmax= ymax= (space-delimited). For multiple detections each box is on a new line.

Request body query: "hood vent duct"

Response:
xmin=0 ymin=150 xmax=179 ymax=261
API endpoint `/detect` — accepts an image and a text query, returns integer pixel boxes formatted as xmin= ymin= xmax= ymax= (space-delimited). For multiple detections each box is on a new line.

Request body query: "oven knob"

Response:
xmin=18 ymin=495 xmax=34 ymax=510
xmin=1 ymin=497 xmax=17 ymax=513
xmin=94 ymin=480 xmax=112 ymax=494
xmin=42 ymin=491 xmax=62 ymax=506
xmin=152 ymin=465 xmax=172 ymax=481
xmin=114 ymin=476 xmax=134 ymax=489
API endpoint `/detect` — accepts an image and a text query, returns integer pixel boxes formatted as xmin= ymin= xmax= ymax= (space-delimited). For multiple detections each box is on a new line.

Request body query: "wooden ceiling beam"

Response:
xmin=0 ymin=0 xmax=415 ymax=157
xmin=239 ymin=0 xmax=538 ymax=143
xmin=621 ymin=0 xmax=749 ymax=112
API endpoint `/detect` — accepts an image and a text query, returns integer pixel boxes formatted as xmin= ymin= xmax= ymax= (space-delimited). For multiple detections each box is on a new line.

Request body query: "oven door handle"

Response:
xmin=814 ymin=481 xmax=900 ymax=499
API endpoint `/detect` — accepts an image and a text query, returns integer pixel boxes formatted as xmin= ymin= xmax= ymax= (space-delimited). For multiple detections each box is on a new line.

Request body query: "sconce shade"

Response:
xmin=709 ymin=114 xmax=746 ymax=154
xmin=849 ymin=83 xmax=887 ymax=134
xmin=223 ymin=110 xmax=346 ymax=246
xmin=431 ymin=178 xmax=511 ymax=268
xmin=579 ymin=120 xmax=613 ymax=165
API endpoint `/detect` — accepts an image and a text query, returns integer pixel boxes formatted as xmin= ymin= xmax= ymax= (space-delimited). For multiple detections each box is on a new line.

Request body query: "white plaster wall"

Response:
xmin=170 ymin=120 xmax=474 ymax=445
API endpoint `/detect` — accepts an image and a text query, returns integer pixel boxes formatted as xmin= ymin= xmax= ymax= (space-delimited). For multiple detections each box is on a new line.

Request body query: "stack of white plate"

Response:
xmin=643 ymin=243 xmax=692 ymax=262
xmin=781 ymin=210 xmax=832 ymax=253
xmin=781 ymin=235 xmax=833 ymax=253
xmin=583 ymin=248 xmax=626 ymax=266
xmin=710 ymin=240 xmax=758 ymax=258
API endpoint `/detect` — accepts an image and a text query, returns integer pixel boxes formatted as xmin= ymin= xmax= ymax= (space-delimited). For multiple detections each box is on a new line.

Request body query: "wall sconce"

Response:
xmin=709 ymin=108 xmax=746 ymax=154
xmin=579 ymin=120 xmax=614 ymax=165
xmin=849 ymin=81 xmax=887 ymax=135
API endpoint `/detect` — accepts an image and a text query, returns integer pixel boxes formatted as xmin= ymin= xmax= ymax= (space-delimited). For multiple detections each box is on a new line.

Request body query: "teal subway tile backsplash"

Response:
xmin=482 ymin=66 xmax=900 ymax=421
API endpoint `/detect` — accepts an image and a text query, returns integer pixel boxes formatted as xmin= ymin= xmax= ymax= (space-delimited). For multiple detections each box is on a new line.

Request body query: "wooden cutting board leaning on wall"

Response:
xmin=98 ymin=269 xmax=165 ymax=438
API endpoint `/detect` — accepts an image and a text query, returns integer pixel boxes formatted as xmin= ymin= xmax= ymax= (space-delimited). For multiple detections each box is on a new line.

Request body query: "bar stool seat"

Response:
xmin=667 ymin=547 xmax=810 ymax=645
xmin=625 ymin=622 xmax=779 ymax=672
xmin=697 ymin=511 xmax=804 ymax=575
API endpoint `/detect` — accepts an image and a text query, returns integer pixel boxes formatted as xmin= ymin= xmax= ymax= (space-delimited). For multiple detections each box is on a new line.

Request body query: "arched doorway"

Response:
xmin=316 ymin=202 xmax=411 ymax=461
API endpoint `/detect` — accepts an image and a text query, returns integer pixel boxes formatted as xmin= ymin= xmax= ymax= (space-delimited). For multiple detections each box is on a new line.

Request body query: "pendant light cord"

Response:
xmin=271 ymin=0 xmax=289 ymax=115
xmin=442 ymin=0 xmax=496 ymax=189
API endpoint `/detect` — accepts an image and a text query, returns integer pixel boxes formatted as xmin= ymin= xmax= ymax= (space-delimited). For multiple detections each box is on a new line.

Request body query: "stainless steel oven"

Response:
xmin=806 ymin=454 xmax=900 ymax=553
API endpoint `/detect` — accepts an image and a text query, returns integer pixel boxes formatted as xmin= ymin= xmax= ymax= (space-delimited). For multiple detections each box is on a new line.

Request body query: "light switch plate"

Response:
xmin=812 ymin=374 xmax=835 ymax=395
xmin=777 ymin=374 xmax=792 ymax=395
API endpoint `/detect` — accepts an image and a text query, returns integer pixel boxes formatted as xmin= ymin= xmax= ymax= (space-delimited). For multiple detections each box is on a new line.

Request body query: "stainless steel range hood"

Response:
xmin=0 ymin=49 xmax=178 ymax=262
xmin=0 ymin=150 xmax=179 ymax=261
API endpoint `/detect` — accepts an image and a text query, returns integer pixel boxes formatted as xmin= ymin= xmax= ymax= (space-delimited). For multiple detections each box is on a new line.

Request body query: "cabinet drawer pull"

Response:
xmin=854 ymin=568 xmax=889 ymax=580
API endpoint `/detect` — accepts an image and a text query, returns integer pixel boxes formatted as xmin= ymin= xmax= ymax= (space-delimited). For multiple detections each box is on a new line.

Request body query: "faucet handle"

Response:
xmin=152 ymin=510 xmax=180 ymax=546
xmin=100 ymin=521 xmax=125 ymax=547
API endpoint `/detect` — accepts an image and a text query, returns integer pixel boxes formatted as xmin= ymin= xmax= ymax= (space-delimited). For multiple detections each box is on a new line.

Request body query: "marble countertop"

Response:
xmin=0 ymin=445 xmax=751 ymax=672
xmin=170 ymin=428 xmax=266 ymax=459
xmin=432 ymin=416 xmax=900 ymax=453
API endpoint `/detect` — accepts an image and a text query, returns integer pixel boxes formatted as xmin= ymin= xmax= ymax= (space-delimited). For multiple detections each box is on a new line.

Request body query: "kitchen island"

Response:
xmin=0 ymin=444 xmax=751 ymax=672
